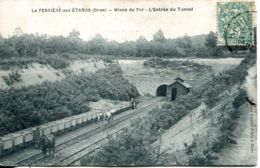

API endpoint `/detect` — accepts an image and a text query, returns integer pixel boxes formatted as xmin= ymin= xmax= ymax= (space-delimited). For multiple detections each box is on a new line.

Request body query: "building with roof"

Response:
xmin=156 ymin=77 xmax=191 ymax=101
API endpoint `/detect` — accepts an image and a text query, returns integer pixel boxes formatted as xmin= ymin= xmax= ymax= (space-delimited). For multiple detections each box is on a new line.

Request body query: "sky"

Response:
xmin=0 ymin=0 xmax=217 ymax=42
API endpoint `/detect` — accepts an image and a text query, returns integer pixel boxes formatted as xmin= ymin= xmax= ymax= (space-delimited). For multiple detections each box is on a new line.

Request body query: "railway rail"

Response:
xmin=1 ymin=97 xmax=163 ymax=166
xmin=53 ymin=98 xmax=164 ymax=166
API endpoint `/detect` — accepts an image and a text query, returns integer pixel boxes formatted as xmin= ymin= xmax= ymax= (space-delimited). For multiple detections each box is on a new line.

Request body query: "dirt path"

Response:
xmin=214 ymin=64 xmax=257 ymax=165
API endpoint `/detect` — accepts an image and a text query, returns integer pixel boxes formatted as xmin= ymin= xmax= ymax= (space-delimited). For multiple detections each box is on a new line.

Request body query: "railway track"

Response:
xmin=5 ymin=97 xmax=163 ymax=166
xmin=57 ymin=125 xmax=127 ymax=166
xmin=51 ymin=98 xmax=164 ymax=166
xmin=45 ymin=98 xmax=164 ymax=166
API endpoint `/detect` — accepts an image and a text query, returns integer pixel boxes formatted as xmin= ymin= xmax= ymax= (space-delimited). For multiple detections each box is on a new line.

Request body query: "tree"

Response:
xmin=88 ymin=34 xmax=107 ymax=54
xmin=0 ymin=37 xmax=18 ymax=58
xmin=13 ymin=27 xmax=23 ymax=36
xmin=176 ymin=38 xmax=185 ymax=48
xmin=67 ymin=29 xmax=82 ymax=52
xmin=92 ymin=34 xmax=106 ymax=43
xmin=136 ymin=35 xmax=147 ymax=43
xmin=45 ymin=35 xmax=70 ymax=54
xmin=136 ymin=36 xmax=151 ymax=57
xmin=176 ymin=34 xmax=192 ymax=48
xmin=183 ymin=34 xmax=192 ymax=48
xmin=205 ymin=31 xmax=217 ymax=48
xmin=68 ymin=29 xmax=81 ymax=40
xmin=153 ymin=29 xmax=166 ymax=42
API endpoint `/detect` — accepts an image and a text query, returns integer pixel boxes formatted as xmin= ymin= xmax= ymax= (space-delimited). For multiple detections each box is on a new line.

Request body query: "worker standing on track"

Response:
xmin=130 ymin=98 xmax=135 ymax=109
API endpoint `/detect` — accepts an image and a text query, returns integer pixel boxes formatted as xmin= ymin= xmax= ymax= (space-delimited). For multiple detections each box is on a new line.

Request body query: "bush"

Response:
xmin=81 ymin=118 xmax=158 ymax=166
xmin=143 ymin=57 xmax=212 ymax=74
xmin=0 ymin=65 xmax=139 ymax=135
xmin=101 ymin=56 xmax=114 ymax=63
xmin=232 ymin=89 xmax=247 ymax=109
xmin=45 ymin=55 xmax=69 ymax=69
xmin=95 ymin=65 xmax=139 ymax=100
xmin=3 ymin=70 xmax=22 ymax=86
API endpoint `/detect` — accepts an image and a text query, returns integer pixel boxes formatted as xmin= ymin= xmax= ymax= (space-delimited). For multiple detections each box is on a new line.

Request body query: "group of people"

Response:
xmin=97 ymin=111 xmax=113 ymax=123
xmin=33 ymin=127 xmax=55 ymax=160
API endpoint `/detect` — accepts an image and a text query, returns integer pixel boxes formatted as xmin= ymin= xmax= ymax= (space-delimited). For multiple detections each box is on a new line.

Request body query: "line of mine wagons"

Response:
xmin=0 ymin=104 xmax=131 ymax=156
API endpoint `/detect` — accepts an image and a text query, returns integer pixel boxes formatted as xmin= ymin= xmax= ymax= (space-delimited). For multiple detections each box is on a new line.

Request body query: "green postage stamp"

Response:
xmin=217 ymin=1 xmax=254 ymax=46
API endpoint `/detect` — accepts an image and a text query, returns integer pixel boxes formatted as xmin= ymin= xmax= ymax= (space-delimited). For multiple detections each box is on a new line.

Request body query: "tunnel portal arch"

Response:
xmin=156 ymin=84 xmax=167 ymax=96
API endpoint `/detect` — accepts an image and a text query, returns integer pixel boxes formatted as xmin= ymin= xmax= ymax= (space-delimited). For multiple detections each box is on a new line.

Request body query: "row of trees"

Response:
xmin=0 ymin=28 xmax=221 ymax=61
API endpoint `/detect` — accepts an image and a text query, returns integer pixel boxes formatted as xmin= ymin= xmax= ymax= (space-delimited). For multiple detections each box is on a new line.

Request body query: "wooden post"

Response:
xmin=189 ymin=112 xmax=193 ymax=135
xmin=157 ymin=129 xmax=162 ymax=159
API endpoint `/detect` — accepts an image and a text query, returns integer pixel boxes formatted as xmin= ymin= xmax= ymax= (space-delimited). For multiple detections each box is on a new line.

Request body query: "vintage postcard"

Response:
xmin=0 ymin=0 xmax=257 ymax=166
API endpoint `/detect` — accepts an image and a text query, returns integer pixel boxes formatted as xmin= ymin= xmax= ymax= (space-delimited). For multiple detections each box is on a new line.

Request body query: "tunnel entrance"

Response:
xmin=156 ymin=84 xmax=167 ymax=96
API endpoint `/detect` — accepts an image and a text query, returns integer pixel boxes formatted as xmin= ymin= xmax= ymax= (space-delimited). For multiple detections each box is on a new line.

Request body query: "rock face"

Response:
xmin=69 ymin=60 xmax=106 ymax=73
xmin=0 ymin=63 xmax=65 ymax=89
xmin=0 ymin=60 xmax=107 ymax=89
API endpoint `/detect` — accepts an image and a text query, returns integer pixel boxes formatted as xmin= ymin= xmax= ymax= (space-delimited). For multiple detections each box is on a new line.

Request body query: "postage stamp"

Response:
xmin=217 ymin=1 xmax=254 ymax=46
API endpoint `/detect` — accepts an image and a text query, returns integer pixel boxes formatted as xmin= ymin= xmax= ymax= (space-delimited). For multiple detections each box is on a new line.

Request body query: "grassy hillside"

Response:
xmin=0 ymin=65 xmax=139 ymax=136
xmin=0 ymin=59 xmax=110 ymax=89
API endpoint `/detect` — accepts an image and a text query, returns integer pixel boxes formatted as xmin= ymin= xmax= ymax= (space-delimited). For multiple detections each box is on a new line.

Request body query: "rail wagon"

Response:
xmin=95 ymin=112 xmax=102 ymax=121
xmin=82 ymin=115 xmax=88 ymax=123
xmin=32 ymin=127 xmax=43 ymax=138
xmin=71 ymin=117 xmax=77 ymax=127
xmin=50 ymin=123 xmax=59 ymax=134
xmin=76 ymin=117 xmax=83 ymax=125
xmin=10 ymin=133 xmax=24 ymax=147
xmin=114 ymin=106 xmax=120 ymax=115
xmin=57 ymin=120 xmax=66 ymax=131
xmin=85 ymin=115 xmax=91 ymax=122
xmin=64 ymin=119 xmax=71 ymax=129
xmin=40 ymin=124 xmax=52 ymax=135
xmin=22 ymin=130 xmax=34 ymax=143
xmin=117 ymin=105 xmax=121 ymax=110
xmin=88 ymin=114 xmax=93 ymax=121
xmin=91 ymin=114 xmax=96 ymax=120
xmin=0 ymin=136 xmax=13 ymax=151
